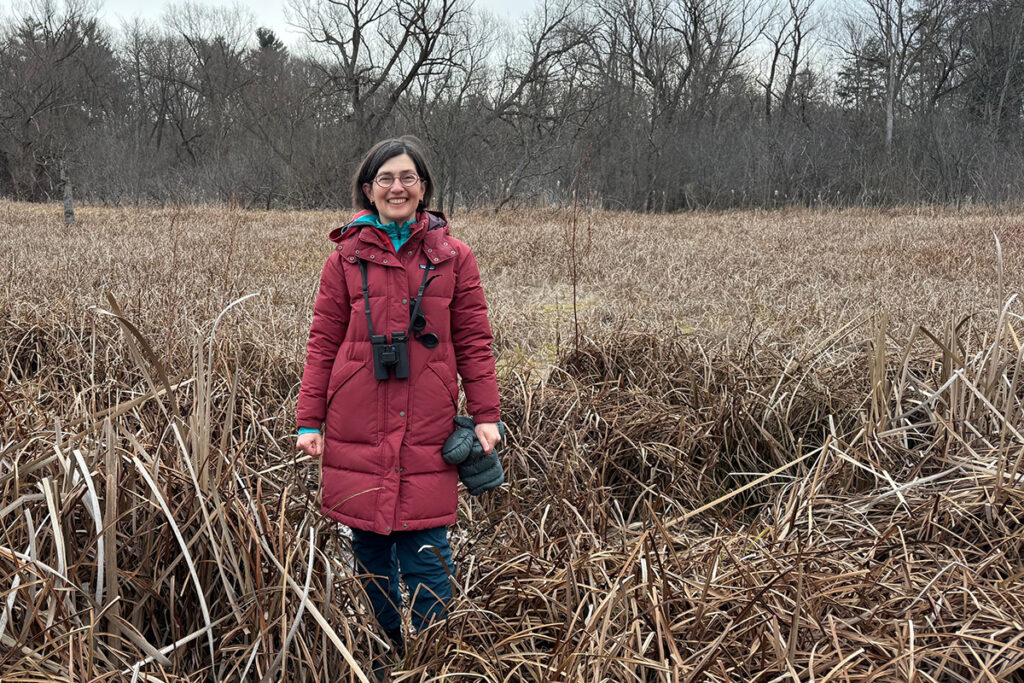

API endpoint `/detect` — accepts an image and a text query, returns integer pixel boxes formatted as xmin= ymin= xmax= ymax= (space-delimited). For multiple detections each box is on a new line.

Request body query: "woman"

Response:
xmin=295 ymin=136 xmax=501 ymax=658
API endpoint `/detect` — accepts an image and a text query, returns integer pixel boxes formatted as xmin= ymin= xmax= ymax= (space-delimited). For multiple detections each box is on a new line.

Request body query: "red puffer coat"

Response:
xmin=296 ymin=210 xmax=500 ymax=535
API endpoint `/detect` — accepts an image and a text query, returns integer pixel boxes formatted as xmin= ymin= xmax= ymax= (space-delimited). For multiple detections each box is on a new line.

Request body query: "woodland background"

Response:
xmin=4 ymin=0 xmax=1024 ymax=212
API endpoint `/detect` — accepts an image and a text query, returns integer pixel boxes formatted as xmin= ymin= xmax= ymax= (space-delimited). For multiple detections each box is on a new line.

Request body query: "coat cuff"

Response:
xmin=472 ymin=409 xmax=501 ymax=424
xmin=298 ymin=427 xmax=321 ymax=436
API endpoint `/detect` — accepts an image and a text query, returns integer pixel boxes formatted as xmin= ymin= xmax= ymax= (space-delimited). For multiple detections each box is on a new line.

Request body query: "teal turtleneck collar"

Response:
xmin=349 ymin=213 xmax=416 ymax=253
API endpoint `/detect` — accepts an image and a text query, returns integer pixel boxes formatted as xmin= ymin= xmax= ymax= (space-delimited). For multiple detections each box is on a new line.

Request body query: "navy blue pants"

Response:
xmin=351 ymin=526 xmax=454 ymax=632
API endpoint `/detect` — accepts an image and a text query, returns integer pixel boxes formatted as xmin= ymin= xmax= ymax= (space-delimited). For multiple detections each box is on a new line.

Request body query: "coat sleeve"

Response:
xmin=296 ymin=251 xmax=351 ymax=430
xmin=450 ymin=245 xmax=501 ymax=423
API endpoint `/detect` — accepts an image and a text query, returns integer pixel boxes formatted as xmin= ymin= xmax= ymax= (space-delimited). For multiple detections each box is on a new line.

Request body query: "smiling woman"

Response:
xmin=294 ymin=135 xmax=504 ymax=675
xmin=356 ymin=146 xmax=429 ymax=225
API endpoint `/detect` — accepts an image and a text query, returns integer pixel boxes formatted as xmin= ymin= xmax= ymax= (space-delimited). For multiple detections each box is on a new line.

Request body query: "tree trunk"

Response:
xmin=62 ymin=164 xmax=75 ymax=227
xmin=885 ymin=62 xmax=895 ymax=154
xmin=995 ymin=4 xmax=1024 ymax=129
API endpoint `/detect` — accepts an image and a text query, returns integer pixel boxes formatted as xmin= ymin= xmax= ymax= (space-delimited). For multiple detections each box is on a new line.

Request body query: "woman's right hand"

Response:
xmin=297 ymin=432 xmax=324 ymax=457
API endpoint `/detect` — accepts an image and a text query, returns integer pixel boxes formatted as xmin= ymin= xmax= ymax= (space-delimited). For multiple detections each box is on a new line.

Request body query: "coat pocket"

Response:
xmin=409 ymin=360 xmax=458 ymax=450
xmin=326 ymin=360 xmax=362 ymax=405
xmin=325 ymin=360 xmax=378 ymax=445
xmin=426 ymin=360 xmax=459 ymax=411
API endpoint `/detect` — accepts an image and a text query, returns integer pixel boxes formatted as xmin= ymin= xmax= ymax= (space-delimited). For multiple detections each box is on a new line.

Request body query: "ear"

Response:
xmin=362 ymin=183 xmax=374 ymax=205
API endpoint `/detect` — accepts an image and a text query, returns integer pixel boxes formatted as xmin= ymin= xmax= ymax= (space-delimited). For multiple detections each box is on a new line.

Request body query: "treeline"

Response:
xmin=2 ymin=0 xmax=1024 ymax=211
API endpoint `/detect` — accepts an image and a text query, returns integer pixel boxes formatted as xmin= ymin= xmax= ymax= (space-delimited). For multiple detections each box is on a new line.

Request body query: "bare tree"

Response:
xmin=850 ymin=0 xmax=951 ymax=153
xmin=399 ymin=7 xmax=498 ymax=211
xmin=0 ymin=0 xmax=118 ymax=199
xmin=574 ymin=0 xmax=770 ymax=209
xmin=486 ymin=0 xmax=588 ymax=209
xmin=164 ymin=3 xmax=255 ymax=174
xmin=961 ymin=0 xmax=1024 ymax=129
xmin=759 ymin=0 xmax=815 ymax=119
xmin=289 ymin=0 xmax=471 ymax=142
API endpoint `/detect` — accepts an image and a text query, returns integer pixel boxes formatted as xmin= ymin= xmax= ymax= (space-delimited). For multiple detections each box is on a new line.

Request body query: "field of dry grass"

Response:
xmin=1 ymin=201 xmax=1023 ymax=681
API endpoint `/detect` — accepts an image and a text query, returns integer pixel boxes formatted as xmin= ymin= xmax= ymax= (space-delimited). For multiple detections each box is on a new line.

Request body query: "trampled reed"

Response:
xmin=1 ymin=203 xmax=1022 ymax=681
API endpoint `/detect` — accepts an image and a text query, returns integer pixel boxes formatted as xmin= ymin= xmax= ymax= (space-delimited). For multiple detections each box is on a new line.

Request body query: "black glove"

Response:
xmin=442 ymin=416 xmax=506 ymax=496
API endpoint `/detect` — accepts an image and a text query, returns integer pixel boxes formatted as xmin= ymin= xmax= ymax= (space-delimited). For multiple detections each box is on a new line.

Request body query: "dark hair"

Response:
xmin=352 ymin=136 xmax=435 ymax=212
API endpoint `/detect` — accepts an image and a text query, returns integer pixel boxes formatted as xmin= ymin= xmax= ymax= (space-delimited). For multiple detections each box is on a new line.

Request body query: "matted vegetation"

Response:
xmin=1 ymin=202 xmax=1023 ymax=681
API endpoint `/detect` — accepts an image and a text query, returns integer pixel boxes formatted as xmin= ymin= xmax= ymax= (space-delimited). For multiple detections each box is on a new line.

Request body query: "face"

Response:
xmin=363 ymin=153 xmax=426 ymax=224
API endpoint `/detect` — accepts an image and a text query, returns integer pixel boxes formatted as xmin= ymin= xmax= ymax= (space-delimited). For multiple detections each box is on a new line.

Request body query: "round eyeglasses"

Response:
xmin=374 ymin=173 xmax=421 ymax=188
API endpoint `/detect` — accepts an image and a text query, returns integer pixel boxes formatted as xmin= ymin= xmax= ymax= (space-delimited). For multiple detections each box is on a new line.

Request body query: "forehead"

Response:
xmin=376 ymin=154 xmax=417 ymax=175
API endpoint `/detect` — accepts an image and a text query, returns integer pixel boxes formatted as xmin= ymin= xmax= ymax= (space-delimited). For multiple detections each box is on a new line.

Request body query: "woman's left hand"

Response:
xmin=474 ymin=422 xmax=502 ymax=454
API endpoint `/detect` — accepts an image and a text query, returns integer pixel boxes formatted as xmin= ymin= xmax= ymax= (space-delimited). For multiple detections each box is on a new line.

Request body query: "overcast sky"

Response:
xmin=3 ymin=0 xmax=850 ymax=69
xmin=53 ymin=0 xmax=536 ymax=45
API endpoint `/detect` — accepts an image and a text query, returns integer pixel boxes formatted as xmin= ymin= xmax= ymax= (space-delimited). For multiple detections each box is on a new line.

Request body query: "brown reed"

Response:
xmin=0 ymin=202 xmax=1022 ymax=681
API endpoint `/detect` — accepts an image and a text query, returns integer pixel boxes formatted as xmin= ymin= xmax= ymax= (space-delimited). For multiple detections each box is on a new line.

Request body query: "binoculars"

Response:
xmin=360 ymin=258 xmax=439 ymax=380
xmin=371 ymin=332 xmax=410 ymax=380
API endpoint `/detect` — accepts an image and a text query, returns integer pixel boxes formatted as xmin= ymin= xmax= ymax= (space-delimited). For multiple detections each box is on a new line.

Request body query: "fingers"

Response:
xmin=474 ymin=424 xmax=501 ymax=454
xmin=485 ymin=432 xmax=501 ymax=453
xmin=297 ymin=435 xmax=323 ymax=457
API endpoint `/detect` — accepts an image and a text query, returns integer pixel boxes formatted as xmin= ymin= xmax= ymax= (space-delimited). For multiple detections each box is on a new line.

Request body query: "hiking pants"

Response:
xmin=350 ymin=526 xmax=454 ymax=632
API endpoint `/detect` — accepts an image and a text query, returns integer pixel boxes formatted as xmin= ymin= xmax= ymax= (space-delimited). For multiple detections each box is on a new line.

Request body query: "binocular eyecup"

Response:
xmin=411 ymin=311 xmax=439 ymax=349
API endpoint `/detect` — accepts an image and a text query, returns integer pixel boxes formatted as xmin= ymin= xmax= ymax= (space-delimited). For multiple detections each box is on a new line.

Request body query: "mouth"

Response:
xmin=386 ymin=198 xmax=409 ymax=206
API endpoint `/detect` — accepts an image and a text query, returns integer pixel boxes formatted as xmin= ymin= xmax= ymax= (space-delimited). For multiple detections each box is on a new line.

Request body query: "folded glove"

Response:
xmin=442 ymin=416 xmax=506 ymax=496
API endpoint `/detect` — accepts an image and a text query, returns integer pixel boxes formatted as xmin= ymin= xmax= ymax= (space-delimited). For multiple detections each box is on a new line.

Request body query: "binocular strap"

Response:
xmin=358 ymin=258 xmax=377 ymax=337
xmin=358 ymin=258 xmax=439 ymax=343
xmin=408 ymin=263 xmax=439 ymax=340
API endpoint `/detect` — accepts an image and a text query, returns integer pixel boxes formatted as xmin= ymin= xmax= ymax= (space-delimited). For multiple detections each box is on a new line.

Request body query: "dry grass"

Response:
xmin=1 ymin=201 xmax=1023 ymax=681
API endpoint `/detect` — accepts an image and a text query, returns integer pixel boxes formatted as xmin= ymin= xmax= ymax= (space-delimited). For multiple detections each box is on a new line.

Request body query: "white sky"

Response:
xmin=61 ymin=0 xmax=535 ymax=45
xmin=2 ymin=0 xmax=853 ymax=71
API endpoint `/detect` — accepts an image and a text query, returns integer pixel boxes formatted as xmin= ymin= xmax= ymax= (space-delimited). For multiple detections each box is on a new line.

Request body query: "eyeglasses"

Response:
xmin=373 ymin=173 xmax=421 ymax=188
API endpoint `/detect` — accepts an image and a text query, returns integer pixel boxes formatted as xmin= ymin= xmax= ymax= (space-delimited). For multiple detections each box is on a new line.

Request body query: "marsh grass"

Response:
xmin=1 ymin=202 xmax=1023 ymax=680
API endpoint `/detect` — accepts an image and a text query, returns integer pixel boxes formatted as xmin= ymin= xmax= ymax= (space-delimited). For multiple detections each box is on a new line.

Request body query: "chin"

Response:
xmin=381 ymin=210 xmax=417 ymax=223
